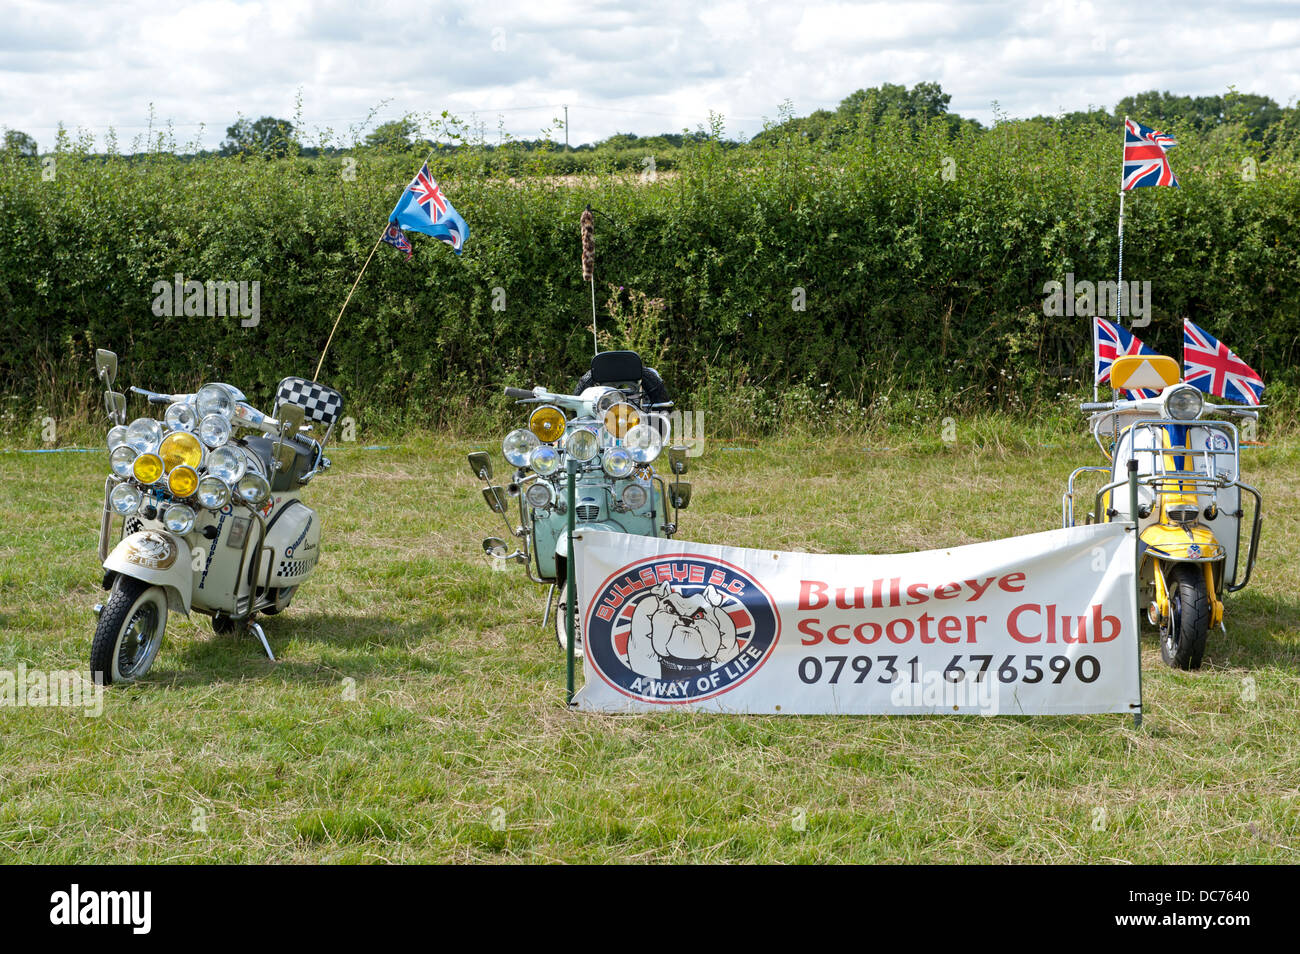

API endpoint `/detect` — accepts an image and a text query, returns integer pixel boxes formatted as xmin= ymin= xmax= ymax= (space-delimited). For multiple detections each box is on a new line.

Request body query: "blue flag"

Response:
xmin=388 ymin=163 xmax=469 ymax=255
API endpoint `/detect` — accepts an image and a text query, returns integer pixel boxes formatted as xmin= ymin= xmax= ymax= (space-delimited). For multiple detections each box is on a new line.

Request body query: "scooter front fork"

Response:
xmin=1147 ymin=560 xmax=1225 ymax=630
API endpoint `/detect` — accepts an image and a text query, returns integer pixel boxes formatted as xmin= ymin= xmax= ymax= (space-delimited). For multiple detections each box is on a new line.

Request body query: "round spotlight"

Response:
xmin=198 ymin=413 xmax=231 ymax=448
xmin=528 ymin=405 xmax=567 ymax=443
xmin=620 ymin=483 xmax=649 ymax=510
xmin=524 ymin=481 xmax=554 ymax=509
xmin=196 ymin=475 xmax=231 ymax=510
xmin=502 ymin=428 xmax=540 ymax=467
xmin=565 ymin=427 xmax=600 ymax=462
xmin=110 ymin=482 xmax=142 ymax=516
xmin=164 ymin=402 xmax=198 ymax=432
xmin=530 ymin=445 xmax=561 ymax=476
xmin=110 ymin=444 xmax=138 ymax=477
xmin=132 ymin=452 xmax=164 ymax=485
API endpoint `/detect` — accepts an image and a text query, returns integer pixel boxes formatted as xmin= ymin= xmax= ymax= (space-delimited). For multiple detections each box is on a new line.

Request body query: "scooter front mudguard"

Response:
xmin=104 ymin=529 xmax=193 ymax=615
xmin=1140 ymin=523 xmax=1224 ymax=564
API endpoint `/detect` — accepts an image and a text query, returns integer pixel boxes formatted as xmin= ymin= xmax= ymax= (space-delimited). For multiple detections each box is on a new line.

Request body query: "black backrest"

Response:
xmin=589 ymin=351 xmax=643 ymax=386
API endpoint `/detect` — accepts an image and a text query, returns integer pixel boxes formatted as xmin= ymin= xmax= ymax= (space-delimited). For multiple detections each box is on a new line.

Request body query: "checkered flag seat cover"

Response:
xmin=274 ymin=377 xmax=344 ymax=430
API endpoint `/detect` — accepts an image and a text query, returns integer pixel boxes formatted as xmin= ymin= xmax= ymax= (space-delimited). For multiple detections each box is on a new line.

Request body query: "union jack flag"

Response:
xmin=1095 ymin=317 xmax=1159 ymax=399
xmin=381 ymin=223 xmax=413 ymax=260
xmin=1123 ymin=119 xmax=1179 ymax=190
xmin=1183 ymin=319 xmax=1264 ymax=406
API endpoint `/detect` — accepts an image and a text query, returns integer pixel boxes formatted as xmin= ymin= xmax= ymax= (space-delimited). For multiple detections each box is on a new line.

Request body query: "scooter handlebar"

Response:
xmin=504 ymin=387 xmax=536 ymax=400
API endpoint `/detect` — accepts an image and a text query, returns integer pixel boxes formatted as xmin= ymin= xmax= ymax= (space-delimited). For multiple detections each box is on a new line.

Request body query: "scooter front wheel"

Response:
xmin=1161 ymin=563 xmax=1209 ymax=670
xmin=90 ymin=576 xmax=168 ymax=685
xmin=554 ymin=601 xmax=583 ymax=658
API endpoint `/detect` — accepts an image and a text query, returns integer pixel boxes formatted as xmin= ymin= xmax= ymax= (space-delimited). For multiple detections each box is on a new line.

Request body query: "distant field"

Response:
xmin=0 ymin=428 xmax=1296 ymax=863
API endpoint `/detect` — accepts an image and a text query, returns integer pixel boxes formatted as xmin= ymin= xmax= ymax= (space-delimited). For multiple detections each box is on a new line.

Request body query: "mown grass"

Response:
xmin=0 ymin=424 xmax=1297 ymax=863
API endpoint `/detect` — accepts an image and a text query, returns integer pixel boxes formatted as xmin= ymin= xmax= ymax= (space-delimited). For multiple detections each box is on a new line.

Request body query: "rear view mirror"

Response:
xmin=467 ymin=451 xmax=492 ymax=481
xmin=670 ymin=480 xmax=692 ymax=509
xmin=95 ymin=349 xmax=118 ymax=388
xmin=105 ymin=391 xmax=126 ymax=425
xmin=482 ymin=537 xmax=508 ymax=558
xmin=482 ymin=486 xmax=509 ymax=514
xmin=668 ymin=446 xmax=689 ymax=475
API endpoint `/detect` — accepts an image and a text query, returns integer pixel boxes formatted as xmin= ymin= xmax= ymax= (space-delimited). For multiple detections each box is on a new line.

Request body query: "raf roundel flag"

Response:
xmin=389 ymin=163 xmax=470 ymax=255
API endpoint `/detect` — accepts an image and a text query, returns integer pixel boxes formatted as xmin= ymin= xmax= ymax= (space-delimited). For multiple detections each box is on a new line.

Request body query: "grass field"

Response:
xmin=1 ymin=425 xmax=1297 ymax=863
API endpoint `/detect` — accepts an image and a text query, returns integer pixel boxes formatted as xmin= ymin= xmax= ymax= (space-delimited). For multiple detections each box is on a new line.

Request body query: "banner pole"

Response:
xmin=565 ymin=458 xmax=577 ymax=706
xmin=314 ymin=145 xmax=442 ymax=383
xmin=1128 ymin=457 xmax=1143 ymax=728
xmin=314 ymin=227 xmax=387 ymax=383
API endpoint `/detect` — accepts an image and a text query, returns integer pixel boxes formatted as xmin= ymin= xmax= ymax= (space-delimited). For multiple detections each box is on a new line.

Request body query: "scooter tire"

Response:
xmin=1161 ymin=564 xmax=1210 ymax=670
xmin=554 ymin=602 xmax=583 ymax=658
xmin=90 ymin=576 xmax=169 ymax=685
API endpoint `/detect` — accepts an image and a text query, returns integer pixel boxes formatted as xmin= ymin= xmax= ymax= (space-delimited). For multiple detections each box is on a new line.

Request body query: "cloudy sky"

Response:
xmin=3 ymin=0 xmax=1299 ymax=151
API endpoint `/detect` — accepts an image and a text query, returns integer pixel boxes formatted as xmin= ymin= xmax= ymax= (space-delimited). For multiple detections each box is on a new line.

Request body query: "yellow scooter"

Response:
xmin=1062 ymin=355 xmax=1263 ymax=669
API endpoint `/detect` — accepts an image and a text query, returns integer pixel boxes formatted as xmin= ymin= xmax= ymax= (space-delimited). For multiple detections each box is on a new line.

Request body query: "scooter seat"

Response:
xmin=240 ymin=435 xmax=317 ymax=493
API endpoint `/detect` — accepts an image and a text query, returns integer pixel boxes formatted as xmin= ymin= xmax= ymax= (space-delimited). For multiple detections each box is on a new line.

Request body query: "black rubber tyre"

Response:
xmin=262 ymin=586 xmax=297 ymax=615
xmin=90 ymin=576 xmax=168 ymax=685
xmin=1161 ymin=563 xmax=1210 ymax=670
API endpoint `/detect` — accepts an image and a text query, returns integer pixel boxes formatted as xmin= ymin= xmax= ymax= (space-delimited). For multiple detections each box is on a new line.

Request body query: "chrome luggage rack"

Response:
xmin=1061 ymin=418 xmax=1262 ymax=591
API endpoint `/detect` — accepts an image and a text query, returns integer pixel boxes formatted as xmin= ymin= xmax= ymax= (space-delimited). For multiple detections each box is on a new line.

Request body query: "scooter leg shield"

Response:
xmin=103 ymin=530 xmax=193 ymax=615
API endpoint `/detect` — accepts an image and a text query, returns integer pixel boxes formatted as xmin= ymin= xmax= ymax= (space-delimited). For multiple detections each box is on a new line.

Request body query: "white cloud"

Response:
xmin=0 ymin=0 xmax=1297 ymax=151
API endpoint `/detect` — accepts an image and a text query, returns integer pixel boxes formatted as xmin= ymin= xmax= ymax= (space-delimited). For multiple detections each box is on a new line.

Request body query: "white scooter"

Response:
xmin=90 ymin=349 xmax=344 ymax=684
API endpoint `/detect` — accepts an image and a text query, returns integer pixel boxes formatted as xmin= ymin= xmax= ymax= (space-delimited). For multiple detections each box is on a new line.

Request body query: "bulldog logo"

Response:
xmin=585 ymin=556 xmax=780 ymax=704
xmin=625 ymin=583 xmax=740 ymax=679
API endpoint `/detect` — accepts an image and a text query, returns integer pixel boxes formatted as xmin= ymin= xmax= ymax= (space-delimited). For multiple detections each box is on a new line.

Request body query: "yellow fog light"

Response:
xmin=603 ymin=402 xmax=640 ymax=438
xmin=167 ymin=464 xmax=199 ymax=498
xmin=133 ymin=452 xmax=164 ymax=485
xmin=528 ymin=405 xmax=566 ymax=443
xmin=159 ymin=430 xmax=203 ymax=472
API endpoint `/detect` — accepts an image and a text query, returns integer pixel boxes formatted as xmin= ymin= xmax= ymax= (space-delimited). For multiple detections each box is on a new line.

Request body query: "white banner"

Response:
xmin=573 ymin=524 xmax=1139 ymax=715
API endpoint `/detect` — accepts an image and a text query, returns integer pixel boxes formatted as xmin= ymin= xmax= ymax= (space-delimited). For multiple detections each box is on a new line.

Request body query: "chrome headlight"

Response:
xmin=564 ymin=427 xmax=600 ymax=462
xmin=623 ymin=422 xmax=663 ymax=463
xmin=502 ymin=428 xmax=540 ymax=467
xmin=107 ymin=424 xmax=128 ymax=451
xmin=206 ymin=445 xmax=246 ymax=484
xmin=162 ymin=503 xmax=195 ymax=534
xmin=530 ymin=445 xmax=561 ymax=476
xmin=125 ymin=417 xmax=163 ymax=454
xmin=196 ymin=475 xmax=231 ymax=510
xmin=198 ymin=413 xmax=231 ymax=448
xmin=620 ymin=483 xmax=649 ymax=510
xmin=109 ymin=444 xmax=138 ymax=477
xmin=109 ymin=482 xmax=142 ymax=516
xmin=524 ymin=481 xmax=554 ymax=509
xmin=167 ymin=464 xmax=200 ymax=498
xmin=159 ymin=430 xmax=204 ymax=472
xmin=1164 ymin=385 xmax=1204 ymax=421
xmin=164 ymin=401 xmax=198 ymax=432
xmin=236 ymin=472 xmax=271 ymax=506
xmin=602 ymin=446 xmax=635 ymax=479
xmin=196 ymin=383 xmax=235 ymax=420
xmin=132 ymin=452 xmax=164 ymax=485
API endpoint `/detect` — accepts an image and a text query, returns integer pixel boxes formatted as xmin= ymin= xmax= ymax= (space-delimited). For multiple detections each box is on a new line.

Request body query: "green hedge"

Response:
xmin=2 ymin=118 xmax=1296 ymax=432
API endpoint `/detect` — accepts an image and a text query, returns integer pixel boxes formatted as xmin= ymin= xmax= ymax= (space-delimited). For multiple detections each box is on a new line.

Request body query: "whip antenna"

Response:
xmin=581 ymin=206 xmax=597 ymax=355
